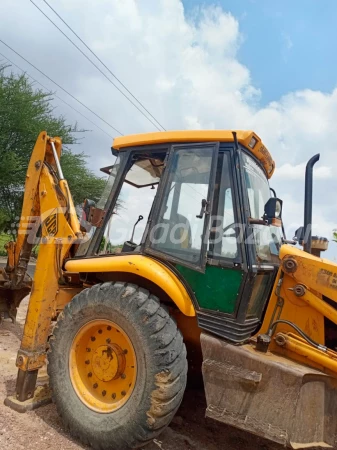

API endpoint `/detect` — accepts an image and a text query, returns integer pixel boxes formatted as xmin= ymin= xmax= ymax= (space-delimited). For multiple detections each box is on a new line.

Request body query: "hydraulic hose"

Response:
xmin=269 ymin=319 xmax=327 ymax=352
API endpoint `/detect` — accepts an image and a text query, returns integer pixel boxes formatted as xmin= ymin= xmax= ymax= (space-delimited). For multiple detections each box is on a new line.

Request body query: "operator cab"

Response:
xmin=78 ymin=131 xmax=283 ymax=343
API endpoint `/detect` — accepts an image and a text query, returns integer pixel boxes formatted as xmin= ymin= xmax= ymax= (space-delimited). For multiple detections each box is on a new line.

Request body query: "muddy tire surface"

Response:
xmin=48 ymin=282 xmax=188 ymax=450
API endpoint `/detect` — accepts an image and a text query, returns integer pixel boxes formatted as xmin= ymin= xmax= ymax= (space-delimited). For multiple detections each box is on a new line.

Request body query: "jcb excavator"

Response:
xmin=1 ymin=130 xmax=337 ymax=449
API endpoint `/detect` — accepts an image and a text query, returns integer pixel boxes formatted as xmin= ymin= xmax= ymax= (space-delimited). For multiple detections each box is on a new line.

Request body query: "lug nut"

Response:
xmin=93 ymin=383 xmax=98 ymax=389
xmin=107 ymin=326 xmax=112 ymax=331
xmin=102 ymin=390 xmax=106 ymax=397
xmin=98 ymin=329 xmax=102 ymax=334
xmin=112 ymin=393 xmax=116 ymax=399
xmin=123 ymin=349 xmax=128 ymax=355
xmin=121 ymin=373 xmax=126 ymax=379
xmin=86 ymin=348 xmax=91 ymax=352
xmin=106 ymin=338 xmax=111 ymax=344
xmin=85 ymin=360 xmax=90 ymax=365
xmin=121 ymin=391 xmax=126 ymax=396
xmin=88 ymin=372 xmax=92 ymax=378
xmin=91 ymin=337 xmax=96 ymax=342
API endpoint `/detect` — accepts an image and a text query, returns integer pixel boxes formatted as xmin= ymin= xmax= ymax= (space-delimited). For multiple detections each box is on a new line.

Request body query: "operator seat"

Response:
xmin=153 ymin=213 xmax=192 ymax=250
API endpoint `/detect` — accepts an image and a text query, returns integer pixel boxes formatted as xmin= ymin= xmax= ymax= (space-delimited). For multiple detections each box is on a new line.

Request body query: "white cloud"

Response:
xmin=1 ymin=0 xmax=337 ymax=254
xmin=273 ymin=163 xmax=333 ymax=180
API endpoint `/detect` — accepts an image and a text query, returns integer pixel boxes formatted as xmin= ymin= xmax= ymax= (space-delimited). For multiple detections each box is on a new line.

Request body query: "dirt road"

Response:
xmin=0 ymin=299 xmax=281 ymax=450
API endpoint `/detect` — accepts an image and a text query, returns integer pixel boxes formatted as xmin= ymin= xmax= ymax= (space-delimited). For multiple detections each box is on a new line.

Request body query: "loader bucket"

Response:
xmin=201 ymin=332 xmax=337 ymax=449
xmin=0 ymin=270 xmax=31 ymax=321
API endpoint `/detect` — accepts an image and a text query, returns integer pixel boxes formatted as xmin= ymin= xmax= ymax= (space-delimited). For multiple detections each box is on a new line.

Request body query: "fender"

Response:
xmin=65 ymin=254 xmax=196 ymax=317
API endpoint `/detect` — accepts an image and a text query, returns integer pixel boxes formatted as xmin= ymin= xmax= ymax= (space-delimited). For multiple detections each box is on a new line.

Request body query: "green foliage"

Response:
xmin=0 ymin=233 xmax=11 ymax=256
xmin=0 ymin=65 xmax=106 ymax=232
xmin=99 ymin=236 xmax=122 ymax=254
xmin=333 ymin=229 xmax=337 ymax=243
xmin=61 ymin=150 xmax=106 ymax=205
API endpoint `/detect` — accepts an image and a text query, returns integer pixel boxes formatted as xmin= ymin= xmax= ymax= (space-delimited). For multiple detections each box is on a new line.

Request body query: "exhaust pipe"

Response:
xmin=303 ymin=154 xmax=320 ymax=253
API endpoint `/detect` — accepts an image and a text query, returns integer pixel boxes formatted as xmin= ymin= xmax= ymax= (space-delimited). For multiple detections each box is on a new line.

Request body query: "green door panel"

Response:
xmin=176 ymin=264 xmax=243 ymax=313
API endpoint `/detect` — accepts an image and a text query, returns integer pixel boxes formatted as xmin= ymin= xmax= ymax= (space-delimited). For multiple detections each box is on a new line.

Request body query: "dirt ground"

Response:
xmin=0 ymin=298 xmax=282 ymax=450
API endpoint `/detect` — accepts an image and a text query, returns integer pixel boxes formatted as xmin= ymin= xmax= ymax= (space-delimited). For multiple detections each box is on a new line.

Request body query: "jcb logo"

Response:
xmin=44 ymin=213 xmax=58 ymax=236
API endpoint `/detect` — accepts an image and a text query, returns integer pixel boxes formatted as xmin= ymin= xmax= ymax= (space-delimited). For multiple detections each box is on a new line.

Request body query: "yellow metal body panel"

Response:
xmin=275 ymin=332 xmax=337 ymax=375
xmin=65 ymin=255 xmax=196 ymax=317
xmin=14 ymin=133 xmax=82 ymax=376
xmin=59 ymin=178 xmax=81 ymax=236
xmin=280 ymin=244 xmax=337 ymax=301
xmin=113 ymin=130 xmax=275 ymax=178
xmin=259 ymin=244 xmax=337 ymax=376
xmin=260 ymin=267 xmax=325 ymax=343
xmin=55 ymin=287 xmax=84 ymax=313
xmin=12 ymin=131 xmax=47 ymax=268
xmin=19 ymin=166 xmax=76 ymax=354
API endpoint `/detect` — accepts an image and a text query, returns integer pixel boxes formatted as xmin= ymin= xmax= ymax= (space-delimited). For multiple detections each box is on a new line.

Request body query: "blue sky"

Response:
xmin=183 ymin=0 xmax=337 ymax=104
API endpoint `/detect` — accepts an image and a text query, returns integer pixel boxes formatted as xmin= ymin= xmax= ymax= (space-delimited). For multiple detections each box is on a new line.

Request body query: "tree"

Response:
xmin=333 ymin=230 xmax=337 ymax=243
xmin=61 ymin=150 xmax=106 ymax=205
xmin=0 ymin=65 xmax=107 ymax=233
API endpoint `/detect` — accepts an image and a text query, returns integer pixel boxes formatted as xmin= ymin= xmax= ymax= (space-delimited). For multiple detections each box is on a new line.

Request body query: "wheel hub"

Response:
xmin=69 ymin=319 xmax=137 ymax=413
xmin=92 ymin=344 xmax=125 ymax=382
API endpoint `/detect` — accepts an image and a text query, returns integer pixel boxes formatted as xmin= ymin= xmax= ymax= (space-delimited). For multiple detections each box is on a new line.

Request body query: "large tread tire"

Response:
xmin=48 ymin=282 xmax=187 ymax=450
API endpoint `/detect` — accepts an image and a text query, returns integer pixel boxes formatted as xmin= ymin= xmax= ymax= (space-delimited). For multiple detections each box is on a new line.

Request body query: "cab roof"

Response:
xmin=113 ymin=130 xmax=275 ymax=178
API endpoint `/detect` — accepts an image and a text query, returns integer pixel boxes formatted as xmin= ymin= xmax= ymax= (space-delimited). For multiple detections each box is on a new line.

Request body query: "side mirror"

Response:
xmin=263 ymin=198 xmax=283 ymax=226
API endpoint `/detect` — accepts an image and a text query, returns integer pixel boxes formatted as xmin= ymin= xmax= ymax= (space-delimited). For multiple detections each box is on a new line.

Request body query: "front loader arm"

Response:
xmin=0 ymin=131 xmax=82 ymax=401
xmin=280 ymin=244 xmax=337 ymax=302
xmin=259 ymin=244 xmax=337 ymax=378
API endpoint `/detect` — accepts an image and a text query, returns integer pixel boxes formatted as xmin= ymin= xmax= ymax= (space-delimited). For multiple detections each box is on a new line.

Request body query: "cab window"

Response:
xmin=209 ymin=152 xmax=238 ymax=260
xmin=149 ymin=144 xmax=217 ymax=268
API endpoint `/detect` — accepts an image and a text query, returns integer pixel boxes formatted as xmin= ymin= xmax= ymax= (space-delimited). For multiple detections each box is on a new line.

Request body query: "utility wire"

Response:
xmin=41 ymin=0 xmax=166 ymax=132
xmin=30 ymin=0 xmax=165 ymax=132
xmin=0 ymin=52 xmax=114 ymax=139
xmin=0 ymin=39 xmax=123 ymax=135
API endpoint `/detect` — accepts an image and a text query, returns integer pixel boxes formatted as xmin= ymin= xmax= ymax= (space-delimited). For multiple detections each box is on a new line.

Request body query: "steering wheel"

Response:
xmin=223 ymin=222 xmax=236 ymax=238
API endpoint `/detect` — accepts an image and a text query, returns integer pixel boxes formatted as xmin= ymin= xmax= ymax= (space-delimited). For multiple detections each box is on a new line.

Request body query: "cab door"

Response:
xmin=145 ymin=142 xmax=219 ymax=272
xmin=175 ymin=147 xmax=245 ymax=316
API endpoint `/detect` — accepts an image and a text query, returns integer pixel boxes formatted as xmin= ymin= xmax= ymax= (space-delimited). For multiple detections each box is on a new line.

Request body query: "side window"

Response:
xmin=99 ymin=152 xmax=166 ymax=254
xmin=209 ymin=152 xmax=238 ymax=259
xmin=149 ymin=144 xmax=217 ymax=269
xmin=222 ymin=188 xmax=237 ymax=258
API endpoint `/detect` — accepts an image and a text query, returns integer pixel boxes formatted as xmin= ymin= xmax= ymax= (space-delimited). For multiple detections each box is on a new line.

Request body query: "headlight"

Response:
xmin=263 ymin=197 xmax=283 ymax=225
xmin=275 ymin=200 xmax=282 ymax=218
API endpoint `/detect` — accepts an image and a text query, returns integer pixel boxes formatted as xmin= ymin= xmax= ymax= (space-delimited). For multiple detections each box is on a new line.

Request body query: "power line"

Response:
xmin=30 ymin=0 xmax=166 ymax=132
xmin=0 ymin=39 xmax=123 ymax=136
xmin=0 ymin=52 xmax=114 ymax=139
xmin=41 ymin=0 xmax=166 ymax=132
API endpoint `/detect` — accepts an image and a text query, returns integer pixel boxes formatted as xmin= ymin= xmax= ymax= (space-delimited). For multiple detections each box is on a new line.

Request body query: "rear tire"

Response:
xmin=48 ymin=282 xmax=187 ymax=450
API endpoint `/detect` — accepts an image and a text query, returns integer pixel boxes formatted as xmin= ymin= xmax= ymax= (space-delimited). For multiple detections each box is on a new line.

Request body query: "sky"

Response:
xmin=1 ymin=0 xmax=337 ymax=259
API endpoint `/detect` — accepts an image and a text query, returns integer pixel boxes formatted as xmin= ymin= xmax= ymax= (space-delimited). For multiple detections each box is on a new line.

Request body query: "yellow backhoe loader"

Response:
xmin=1 ymin=130 xmax=337 ymax=449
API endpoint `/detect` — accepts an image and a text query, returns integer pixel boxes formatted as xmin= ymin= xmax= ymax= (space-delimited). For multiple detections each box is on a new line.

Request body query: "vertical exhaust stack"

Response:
xmin=303 ymin=154 xmax=320 ymax=253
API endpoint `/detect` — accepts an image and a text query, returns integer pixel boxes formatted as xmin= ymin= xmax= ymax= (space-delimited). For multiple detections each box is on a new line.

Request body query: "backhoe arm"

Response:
xmin=0 ymin=131 xmax=82 ymax=401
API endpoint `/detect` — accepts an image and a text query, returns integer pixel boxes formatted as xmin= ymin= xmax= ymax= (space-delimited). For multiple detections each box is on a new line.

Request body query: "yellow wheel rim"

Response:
xmin=69 ymin=319 xmax=137 ymax=413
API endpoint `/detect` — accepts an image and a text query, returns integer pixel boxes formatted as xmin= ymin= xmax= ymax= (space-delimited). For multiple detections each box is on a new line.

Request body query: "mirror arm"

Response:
xmin=249 ymin=218 xmax=268 ymax=225
xmin=130 ymin=215 xmax=144 ymax=243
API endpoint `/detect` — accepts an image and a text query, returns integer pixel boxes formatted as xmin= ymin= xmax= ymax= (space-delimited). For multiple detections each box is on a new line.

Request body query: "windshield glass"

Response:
xmin=242 ymin=151 xmax=281 ymax=263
